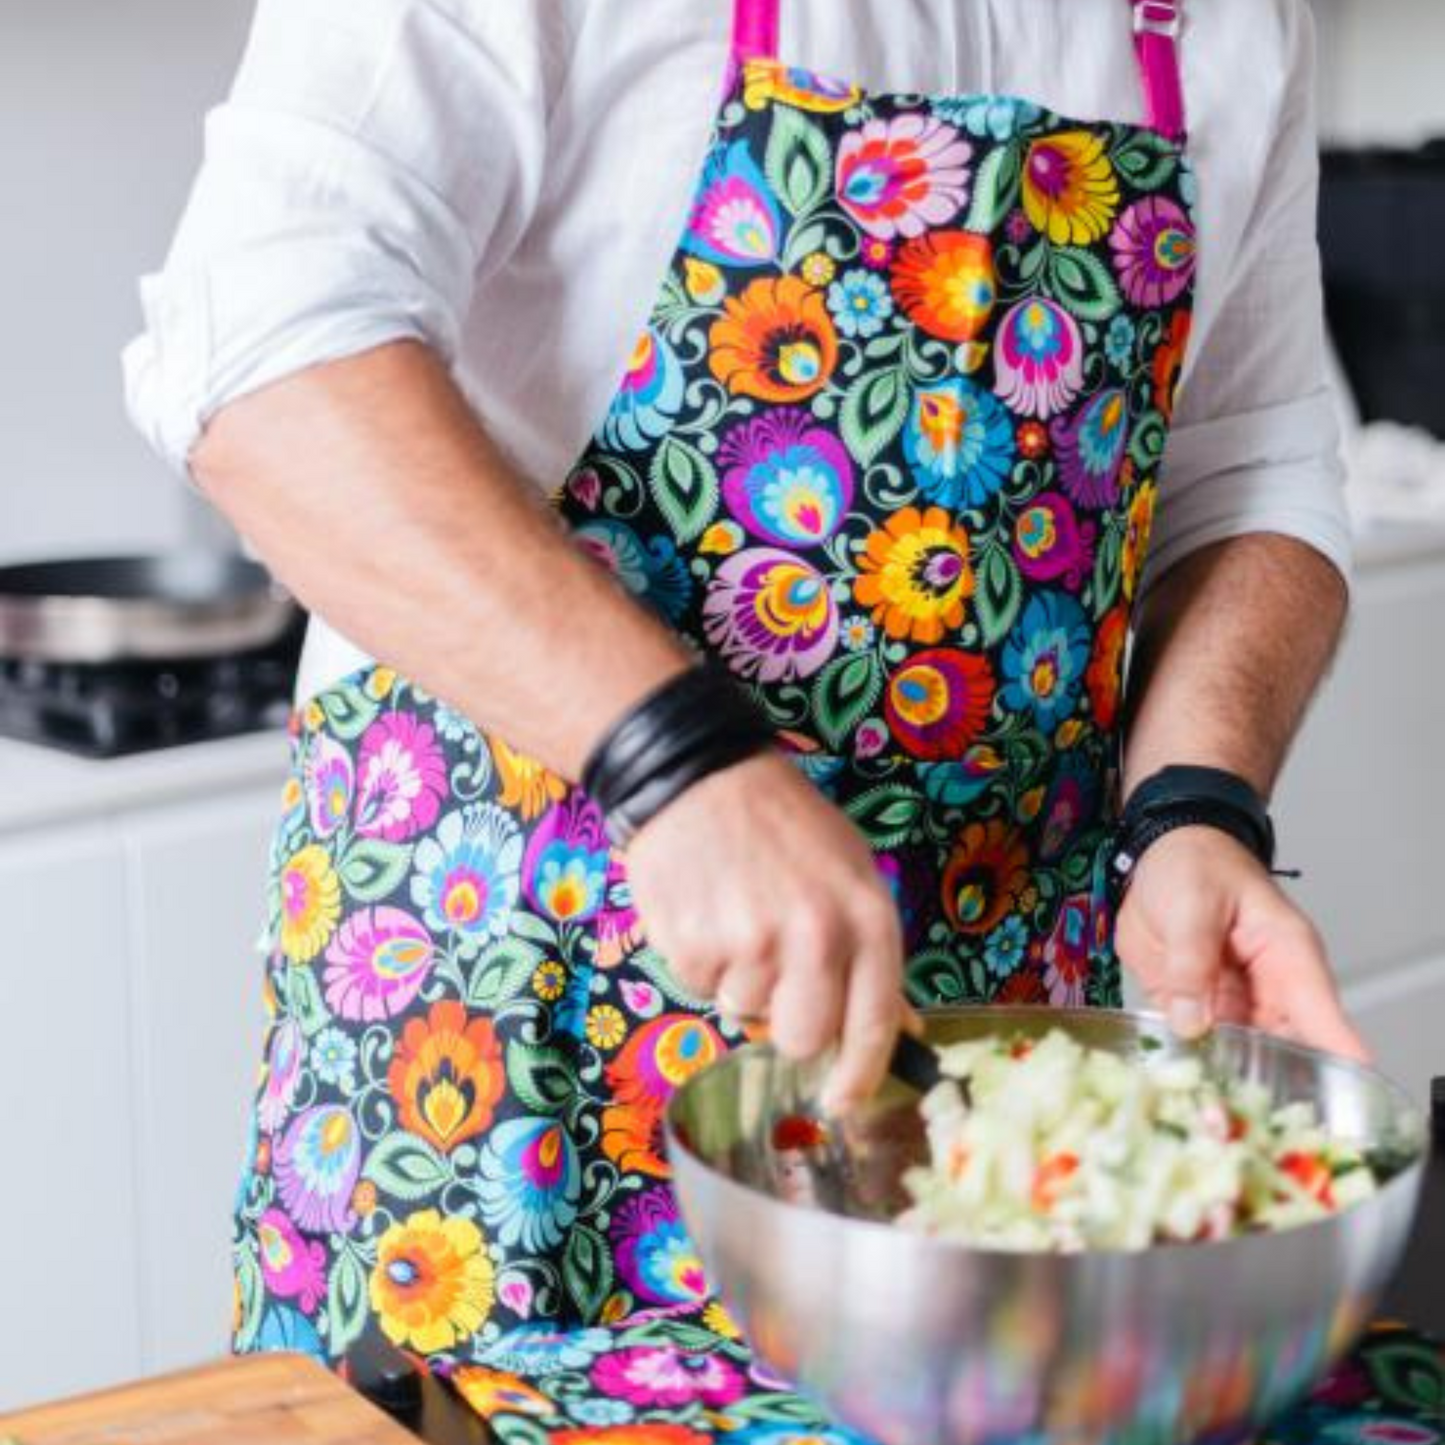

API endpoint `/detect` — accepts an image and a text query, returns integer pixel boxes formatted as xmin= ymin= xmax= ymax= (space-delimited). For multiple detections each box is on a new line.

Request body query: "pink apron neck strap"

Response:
xmin=731 ymin=0 xmax=781 ymax=64
xmin=1132 ymin=0 xmax=1187 ymax=141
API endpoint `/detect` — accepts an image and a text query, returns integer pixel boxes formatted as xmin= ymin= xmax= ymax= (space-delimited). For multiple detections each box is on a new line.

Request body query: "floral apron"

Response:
xmin=234 ymin=0 xmax=1211 ymax=1437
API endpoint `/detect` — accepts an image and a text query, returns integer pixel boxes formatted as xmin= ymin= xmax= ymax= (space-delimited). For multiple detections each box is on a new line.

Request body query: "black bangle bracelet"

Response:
xmin=1108 ymin=765 xmax=1281 ymax=904
xmin=582 ymin=663 xmax=775 ymax=847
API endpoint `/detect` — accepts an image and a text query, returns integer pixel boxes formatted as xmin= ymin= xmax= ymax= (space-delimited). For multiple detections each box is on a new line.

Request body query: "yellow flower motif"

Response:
xmin=743 ymin=58 xmax=861 ymax=113
xmin=278 ymin=844 xmax=341 ymax=963
xmin=699 ymin=520 xmax=745 ymax=556
xmin=1054 ymin=719 xmax=1086 ymax=750
xmin=1121 ymin=481 xmax=1157 ymax=602
xmin=800 ymin=250 xmax=837 ymax=288
xmin=371 ymin=1209 xmax=495 ymax=1354
xmin=1018 ymin=785 xmax=1047 ymax=824
xmin=451 ymin=1366 xmax=553 ymax=1420
xmin=703 ymin=1299 xmax=743 ymax=1339
xmin=493 ymin=737 xmax=568 ymax=822
xmin=280 ymin=775 xmax=303 ymax=813
xmin=365 ymin=666 xmax=397 ymax=700
xmin=600 ymin=1292 xmax=631 ymax=1324
xmin=532 ymin=959 xmax=567 ymax=1003
xmin=352 ymin=1180 xmax=378 ymax=1218
xmin=683 ymin=257 xmax=726 ymax=307
xmin=1022 ymin=131 xmax=1120 ymax=245
xmin=586 ymin=1004 xmax=628 ymax=1051
xmin=303 ymin=699 xmax=325 ymax=732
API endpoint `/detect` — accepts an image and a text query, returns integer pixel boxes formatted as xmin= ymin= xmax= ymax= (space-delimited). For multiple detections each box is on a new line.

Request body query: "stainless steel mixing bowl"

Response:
xmin=664 ymin=1007 xmax=1426 ymax=1445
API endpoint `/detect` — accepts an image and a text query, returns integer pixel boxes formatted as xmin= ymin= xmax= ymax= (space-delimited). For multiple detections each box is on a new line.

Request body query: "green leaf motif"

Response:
xmin=233 ymin=1245 xmax=265 ymax=1352
xmin=465 ymin=937 xmax=544 ymax=1009
xmin=649 ymin=436 xmax=719 ymax=545
xmin=319 ymin=683 xmax=380 ymax=741
xmin=1047 ymin=247 xmax=1122 ymax=323
xmin=1364 ymin=1340 xmax=1445 ymax=1415
xmin=1112 ymin=131 xmax=1179 ymax=192
xmin=338 ymin=838 xmax=413 ymax=903
xmin=846 ymin=784 xmax=923 ymax=849
xmin=974 ymin=544 xmax=1023 ymax=647
xmin=562 ymin=1223 xmax=615 ymax=1321
xmin=507 ymin=1042 xmax=577 ymax=1117
xmin=966 ymin=141 xmax=1023 ymax=233
xmin=840 ymin=366 xmax=909 ymax=469
xmin=907 ymin=947 xmax=966 ymax=1003
xmin=279 ymin=962 xmax=330 ymax=1037
xmin=1128 ymin=409 xmax=1168 ymax=473
xmin=781 ymin=218 xmax=830 ymax=273
xmin=362 ymin=1133 xmax=453 ymax=1201
xmin=812 ymin=652 xmax=883 ymax=751
xmin=765 ymin=107 xmax=832 ymax=218
xmin=326 ymin=1247 xmax=370 ymax=1355
xmin=1092 ymin=517 xmax=1124 ymax=613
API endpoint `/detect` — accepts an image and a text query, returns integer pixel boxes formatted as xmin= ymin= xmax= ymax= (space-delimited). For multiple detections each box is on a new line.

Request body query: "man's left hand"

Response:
xmin=1115 ymin=825 xmax=1370 ymax=1061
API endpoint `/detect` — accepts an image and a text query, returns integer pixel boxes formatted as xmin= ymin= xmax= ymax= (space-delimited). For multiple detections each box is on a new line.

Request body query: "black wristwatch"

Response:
xmin=1108 ymin=765 xmax=1279 ymax=904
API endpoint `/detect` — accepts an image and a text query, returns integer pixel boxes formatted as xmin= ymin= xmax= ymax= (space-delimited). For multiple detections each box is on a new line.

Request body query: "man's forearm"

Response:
xmin=194 ymin=340 xmax=689 ymax=778
xmin=1123 ymin=534 xmax=1349 ymax=800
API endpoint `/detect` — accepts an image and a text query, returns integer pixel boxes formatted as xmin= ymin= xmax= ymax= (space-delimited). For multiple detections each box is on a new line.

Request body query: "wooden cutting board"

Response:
xmin=0 ymin=1352 xmax=419 ymax=1445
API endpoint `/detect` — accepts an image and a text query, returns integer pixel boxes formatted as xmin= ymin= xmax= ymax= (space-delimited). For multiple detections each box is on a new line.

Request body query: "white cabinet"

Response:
xmin=0 ymin=823 xmax=143 ymax=1406
xmin=0 ymin=736 xmax=283 ymax=1413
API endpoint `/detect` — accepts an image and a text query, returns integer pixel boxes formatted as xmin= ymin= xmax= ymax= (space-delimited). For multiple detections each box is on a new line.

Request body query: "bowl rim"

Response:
xmin=663 ymin=1004 xmax=1428 ymax=1263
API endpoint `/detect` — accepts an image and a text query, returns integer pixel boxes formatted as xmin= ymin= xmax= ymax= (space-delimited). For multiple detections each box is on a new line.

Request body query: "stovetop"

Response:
xmin=0 ymin=626 xmax=302 ymax=758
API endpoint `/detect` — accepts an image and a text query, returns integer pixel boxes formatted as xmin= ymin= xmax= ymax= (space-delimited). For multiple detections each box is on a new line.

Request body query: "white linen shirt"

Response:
xmin=122 ymin=0 xmax=1352 ymax=702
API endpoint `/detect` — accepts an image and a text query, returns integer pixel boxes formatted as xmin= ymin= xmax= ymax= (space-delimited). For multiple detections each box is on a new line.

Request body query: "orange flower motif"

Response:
xmin=1018 ymin=421 xmax=1050 ymax=460
xmin=492 ymin=737 xmax=568 ymax=822
xmin=1086 ymin=605 xmax=1130 ymax=730
xmin=1121 ymin=482 xmax=1158 ymax=603
xmin=890 ymin=231 xmax=997 ymax=343
xmin=1152 ymin=310 xmax=1193 ymax=422
xmin=708 ymin=276 xmax=838 ymax=403
xmin=854 ymin=506 xmax=975 ymax=643
xmin=941 ymin=819 xmax=1032 ymax=935
xmin=451 ymin=1366 xmax=553 ymax=1419
xmin=388 ymin=1000 xmax=506 ymax=1153
xmin=552 ymin=1429 xmax=713 ymax=1445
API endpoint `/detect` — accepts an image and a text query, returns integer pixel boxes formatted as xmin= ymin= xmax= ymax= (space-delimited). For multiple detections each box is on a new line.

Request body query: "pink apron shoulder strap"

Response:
xmin=731 ymin=0 xmax=781 ymax=64
xmin=1131 ymin=0 xmax=1187 ymax=141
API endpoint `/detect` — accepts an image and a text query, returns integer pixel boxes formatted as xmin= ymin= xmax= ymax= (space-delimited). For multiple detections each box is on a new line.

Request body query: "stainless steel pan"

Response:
xmin=0 ymin=554 xmax=298 ymax=664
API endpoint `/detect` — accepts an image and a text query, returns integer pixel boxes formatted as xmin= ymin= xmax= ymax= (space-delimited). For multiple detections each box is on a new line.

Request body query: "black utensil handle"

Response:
xmin=890 ymin=1032 xmax=944 ymax=1095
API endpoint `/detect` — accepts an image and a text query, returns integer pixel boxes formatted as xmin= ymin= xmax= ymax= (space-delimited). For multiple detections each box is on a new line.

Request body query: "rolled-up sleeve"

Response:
xmin=1148 ymin=0 xmax=1352 ymax=589
xmin=123 ymin=0 xmax=574 ymax=476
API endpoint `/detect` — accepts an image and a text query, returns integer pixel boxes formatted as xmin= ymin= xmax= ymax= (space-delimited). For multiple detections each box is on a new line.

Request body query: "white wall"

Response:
xmin=0 ymin=0 xmax=253 ymax=564
xmin=1313 ymin=0 xmax=1445 ymax=144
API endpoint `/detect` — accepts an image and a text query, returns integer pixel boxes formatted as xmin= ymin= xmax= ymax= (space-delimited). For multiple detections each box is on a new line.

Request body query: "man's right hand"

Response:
xmin=623 ymin=751 xmax=909 ymax=1114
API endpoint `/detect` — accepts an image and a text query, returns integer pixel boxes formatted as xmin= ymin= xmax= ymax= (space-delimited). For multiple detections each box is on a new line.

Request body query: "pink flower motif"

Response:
xmin=497 ymin=1273 xmax=534 ymax=1320
xmin=591 ymin=1345 xmax=745 ymax=1408
xmin=993 ymin=299 xmax=1085 ymax=421
xmin=304 ymin=733 xmax=353 ymax=840
xmin=836 ymin=115 xmax=973 ymax=239
xmin=1043 ymin=894 xmax=1092 ymax=1008
xmin=619 ymin=978 xmax=662 ymax=1018
xmin=855 ymin=719 xmax=890 ymax=759
xmin=354 ymin=712 xmax=448 ymax=842
xmin=1005 ymin=207 xmax=1034 ymax=246
xmin=567 ymin=467 xmax=603 ymax=511
xmin=702 ymin=549 xmax=839 ymax=684
xmin=1011 ymin=492 xmax=1096 ymax=590
xmin=256 ymin=1207 xmax=327 ymax=1313
xmin=323 ymin=905 xmax=435 ymax=1022
xmin=257 ymin=1018 xmax=304 ymax=1134
xmin=1110 ymin=196 xmax=1196 ymax=309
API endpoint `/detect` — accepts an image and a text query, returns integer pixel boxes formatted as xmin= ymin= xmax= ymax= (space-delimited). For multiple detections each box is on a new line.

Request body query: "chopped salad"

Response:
xmin=898 ymin=1029 xmax=1379 ymax=1251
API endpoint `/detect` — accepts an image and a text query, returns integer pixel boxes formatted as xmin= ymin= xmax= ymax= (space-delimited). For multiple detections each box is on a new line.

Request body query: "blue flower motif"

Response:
xmin=569 ymin=1398 xmax=636 ymax=1427
xmin=983 ymin=915 xmax=1030 ymax=979
xmin=726 ymin=1424 xmax=876 ymax=1445
xmin=483 ymin=1326 xmax=614 ymax=1377
xmin=904 ymin=378 xmax=1017 ymax=509
xmin=310 ymin=1026 xmax=358 ymax=1089
xmin=1000 ymin=591 xmax=1092 ymax=731
xmin=1104 ymin=314 xmax=1136 ymax=370
xmin=477 ymin=1116 xmax=582 ymax=1251
xmin=934 ymin=94 xmax=1042 ymax=141
xmin=827 ymin=269 xmax=893 ymax=339
xmin=410 ymin=804 xmax=523 ymax=957
xmin=600 ymin=327 xmax=686 ymax=452
xmin=255 ymin=1305 xmax=325 ymax=1361
xmin=574 ymin=519 xmax=694 ymax=625
xmin=431 ymin=700 xmax=476 ymax=744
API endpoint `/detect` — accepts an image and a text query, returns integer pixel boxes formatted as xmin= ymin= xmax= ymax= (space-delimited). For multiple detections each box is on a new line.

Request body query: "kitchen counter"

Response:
xmin=0 ymin=728 xmax=287 ymax=836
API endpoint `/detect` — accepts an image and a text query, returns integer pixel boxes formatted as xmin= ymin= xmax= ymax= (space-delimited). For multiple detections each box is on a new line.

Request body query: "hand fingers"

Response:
xmin=1211 ymin=966 xmax=1252 ymax=1027
xmin=714 ymin=960 xmax=777 ymax=1025
xmin=821 ymin=912 xmax=906 ymax=1115
xmin=1242 ymin=915 xmax=1372 ymax=1063
xmin=1157 ymin=923 xmax=1225 ymax=1040
xmin=767 ymin=914 xmax=848 ymax=1065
